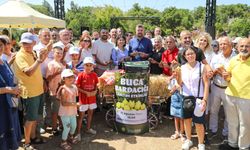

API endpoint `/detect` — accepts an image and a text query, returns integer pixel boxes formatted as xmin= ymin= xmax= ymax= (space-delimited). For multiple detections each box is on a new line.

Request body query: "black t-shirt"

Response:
xmin=149 ymin=47 xmax=165 ymax=74
xmin=177 ymin=46 xmax=206 ymax=65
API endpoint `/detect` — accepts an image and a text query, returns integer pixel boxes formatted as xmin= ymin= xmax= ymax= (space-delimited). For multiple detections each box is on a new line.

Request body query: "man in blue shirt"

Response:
xmin=129 ymin=24 xmax=153 ymax=61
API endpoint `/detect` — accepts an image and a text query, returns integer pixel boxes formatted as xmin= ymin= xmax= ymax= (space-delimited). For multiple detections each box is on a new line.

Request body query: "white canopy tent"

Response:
xmin=0 ymin=0 xmax=66 ymax=28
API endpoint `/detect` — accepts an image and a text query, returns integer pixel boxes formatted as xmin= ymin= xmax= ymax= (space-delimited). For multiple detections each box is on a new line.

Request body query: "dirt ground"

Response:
xmin=18 ymin=106 xmax=226 ymax=150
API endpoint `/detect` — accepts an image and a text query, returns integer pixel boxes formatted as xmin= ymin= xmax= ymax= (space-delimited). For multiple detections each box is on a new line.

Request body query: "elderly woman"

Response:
xmin=0 ymin=36 xmax=21 ymax=150
xmin=180 ymin=47 xmax=209 ymax=150
xmin=194 ymin=32 xmax=214 ymax=64
xmin=148 ymin=36 xmax=164 ymax=74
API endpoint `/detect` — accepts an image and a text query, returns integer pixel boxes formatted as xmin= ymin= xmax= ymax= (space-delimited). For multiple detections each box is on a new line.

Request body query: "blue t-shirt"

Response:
xmin=128 ymin=37 xmax=153 ymax=61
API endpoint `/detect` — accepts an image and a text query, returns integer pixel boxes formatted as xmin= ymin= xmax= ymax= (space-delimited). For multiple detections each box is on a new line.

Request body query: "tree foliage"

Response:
xmin=30 ymin=2 xmax=249 ymax=38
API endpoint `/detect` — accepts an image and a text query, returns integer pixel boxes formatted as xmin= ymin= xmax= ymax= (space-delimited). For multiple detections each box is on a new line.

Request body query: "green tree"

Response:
xmin=161 ymin=7 xmax=194 ymax=36
xmin=125 ymin=3 xmax=161 ymax=33
xmin=29 ymin=0 xmax=54 ymax=16
xmin=65 ymin=1 xmax=94 ymax=37
xmin=92 ymin=5 xmax=123 ymax=30
xmin=229 ymin=18 xmax=250 ymax=37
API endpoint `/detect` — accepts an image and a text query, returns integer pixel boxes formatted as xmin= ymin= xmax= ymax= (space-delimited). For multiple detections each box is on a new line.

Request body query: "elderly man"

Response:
xmin=33 ymin=28 xmax=53 ymax=136
xmin=92 ymin=28 xmax=114 ymax=76
xmin=219 ymin=38 xmax=250 ymax=150
xmin=209 ymin=36 xmax=236 ymax=140
xmin=161 ymin=36 xmax=179 ymax=76
xmin=13 ymin=32 xmax=47 ymax=150
xmin=53 ymin=29 xmax=73 ymax=63
xmin=129 ymin=24 xmax=153 ymax=61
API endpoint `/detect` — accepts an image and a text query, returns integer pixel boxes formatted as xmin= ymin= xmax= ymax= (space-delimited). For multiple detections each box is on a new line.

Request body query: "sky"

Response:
xmin=0 ymin=0 xmax=249 ymax=11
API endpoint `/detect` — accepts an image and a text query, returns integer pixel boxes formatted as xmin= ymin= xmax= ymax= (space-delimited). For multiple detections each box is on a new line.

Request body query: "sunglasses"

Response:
xmin=83 ymin=40 xmax=91 ymax=43
xmin=212 ymin=45 xmax=218 ymax=47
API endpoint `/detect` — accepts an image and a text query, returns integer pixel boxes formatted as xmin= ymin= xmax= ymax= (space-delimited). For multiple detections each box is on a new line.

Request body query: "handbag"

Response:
xmin=0 ymin=61 xmax=19 ymax=108
xmin=182 ymin=62 xmax=202 ymax=119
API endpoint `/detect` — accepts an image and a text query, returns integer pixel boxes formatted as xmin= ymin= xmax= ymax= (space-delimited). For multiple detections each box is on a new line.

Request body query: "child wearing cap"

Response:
xmin=67 ymin=47 xmax=83 ymax=76
xmin=75 ymin=57 xmax=98 ymax=141
xmin=46 ymin=46 xmax=66 ymax=135
xmin=57 ymin=69 xmax=79 ymax=149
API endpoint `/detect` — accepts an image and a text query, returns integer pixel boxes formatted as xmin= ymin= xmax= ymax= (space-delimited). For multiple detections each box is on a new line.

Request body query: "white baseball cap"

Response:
xmin=20 ymin=32 xmax=36 ymax=43
xmin=69 ymin=47 xmax=80 ymax=55
xmin=194 ymin=99 xmax=204 ymax=117
xmin=83 ymin=57 xmax=95 ymax=65
xmin=53 ymin=41 xmax=65 ymax=50
xmin=61 ymin=69 xmax=75 ymax=79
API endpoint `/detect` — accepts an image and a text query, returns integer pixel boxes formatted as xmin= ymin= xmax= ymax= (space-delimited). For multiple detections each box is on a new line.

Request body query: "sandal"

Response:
xmin=170 ymin=131 xmax=180 ymax=140
xmin=68 ymin=136 xmax=78 ymax=144
xmin=60 ymin=142 xmax=72 ymax=150
xmin=31 ymin=137 xmax=47 ymax=144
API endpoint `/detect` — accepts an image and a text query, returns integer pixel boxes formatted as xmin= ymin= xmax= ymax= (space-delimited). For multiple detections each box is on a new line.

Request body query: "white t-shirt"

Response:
xmin=33 ymin=42 xmax=54 ymax=77
xmin=92 ymin=39 xmax=114 ymax=68
xmin=80 ymin=48 xmax=93 ymax=62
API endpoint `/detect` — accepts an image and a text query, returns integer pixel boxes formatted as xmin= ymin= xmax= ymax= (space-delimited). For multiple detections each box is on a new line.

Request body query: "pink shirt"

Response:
xmin=46 ymin=60 xmax=65 ymax=96
xmin=57 ymin=85 xmax=78 ymax=116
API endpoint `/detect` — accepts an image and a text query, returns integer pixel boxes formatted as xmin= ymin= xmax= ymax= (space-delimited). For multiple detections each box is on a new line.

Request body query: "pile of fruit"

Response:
xmin=116 ymin=99 xmax=146 ymax=111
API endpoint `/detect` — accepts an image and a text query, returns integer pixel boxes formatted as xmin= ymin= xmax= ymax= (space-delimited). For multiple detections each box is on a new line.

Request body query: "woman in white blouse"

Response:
xmin=180 ymin=47 xmax=209 ymax=150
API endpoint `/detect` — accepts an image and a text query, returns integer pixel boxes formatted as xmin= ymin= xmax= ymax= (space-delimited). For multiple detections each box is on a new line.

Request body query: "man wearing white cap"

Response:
xmin=13 ymin=32 xmax=47 ymax=150
xmin=67 ymin=47 xmax=83 ymax=76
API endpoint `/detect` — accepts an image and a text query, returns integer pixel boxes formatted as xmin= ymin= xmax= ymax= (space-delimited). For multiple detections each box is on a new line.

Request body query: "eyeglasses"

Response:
xmin=185 ymin=52 xmax=195 ymax=56
xmin=83 ymin=40 xmax=91 ymax=43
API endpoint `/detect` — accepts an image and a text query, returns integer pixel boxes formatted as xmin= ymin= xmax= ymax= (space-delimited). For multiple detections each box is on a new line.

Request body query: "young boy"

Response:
xmin=46 ymin=45 xmax=66 ymax=135
xmin=75 ymin=57 xmax=98 ymax=141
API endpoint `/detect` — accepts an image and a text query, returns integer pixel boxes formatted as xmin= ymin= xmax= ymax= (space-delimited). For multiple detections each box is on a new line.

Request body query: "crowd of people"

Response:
xmin=0 ymin=24 xmax=249 ymax=150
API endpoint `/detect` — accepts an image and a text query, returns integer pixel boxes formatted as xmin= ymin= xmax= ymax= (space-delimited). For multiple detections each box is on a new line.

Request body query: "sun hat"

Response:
xmin=69 ymin=47 xmax=80 ymax=55
xmin=194 ymin=99 xmax=204 ymax=117
xmin=83 ymin=57 xmax=95 ymax=65
xmin=61 ymin=69 xmax=75 ymax=79
xmin=20 ymin=32 xmax=35 ymax=43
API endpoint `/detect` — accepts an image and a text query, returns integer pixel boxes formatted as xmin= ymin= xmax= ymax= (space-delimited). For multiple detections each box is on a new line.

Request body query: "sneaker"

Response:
xmin=75 ymin=133 xmax=81 ymax=141
xmin=182 ymin=139 xmax=193 ymax=150
xmin=40 ymin=128 xmax=46 ymax=134
xmin=86 ymin=128 xmax=97 ymax=135
xmin=23 ymin=143 xmax=37 ymax=150
xmin=198 ymin=144 xmax=205 ymax=150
